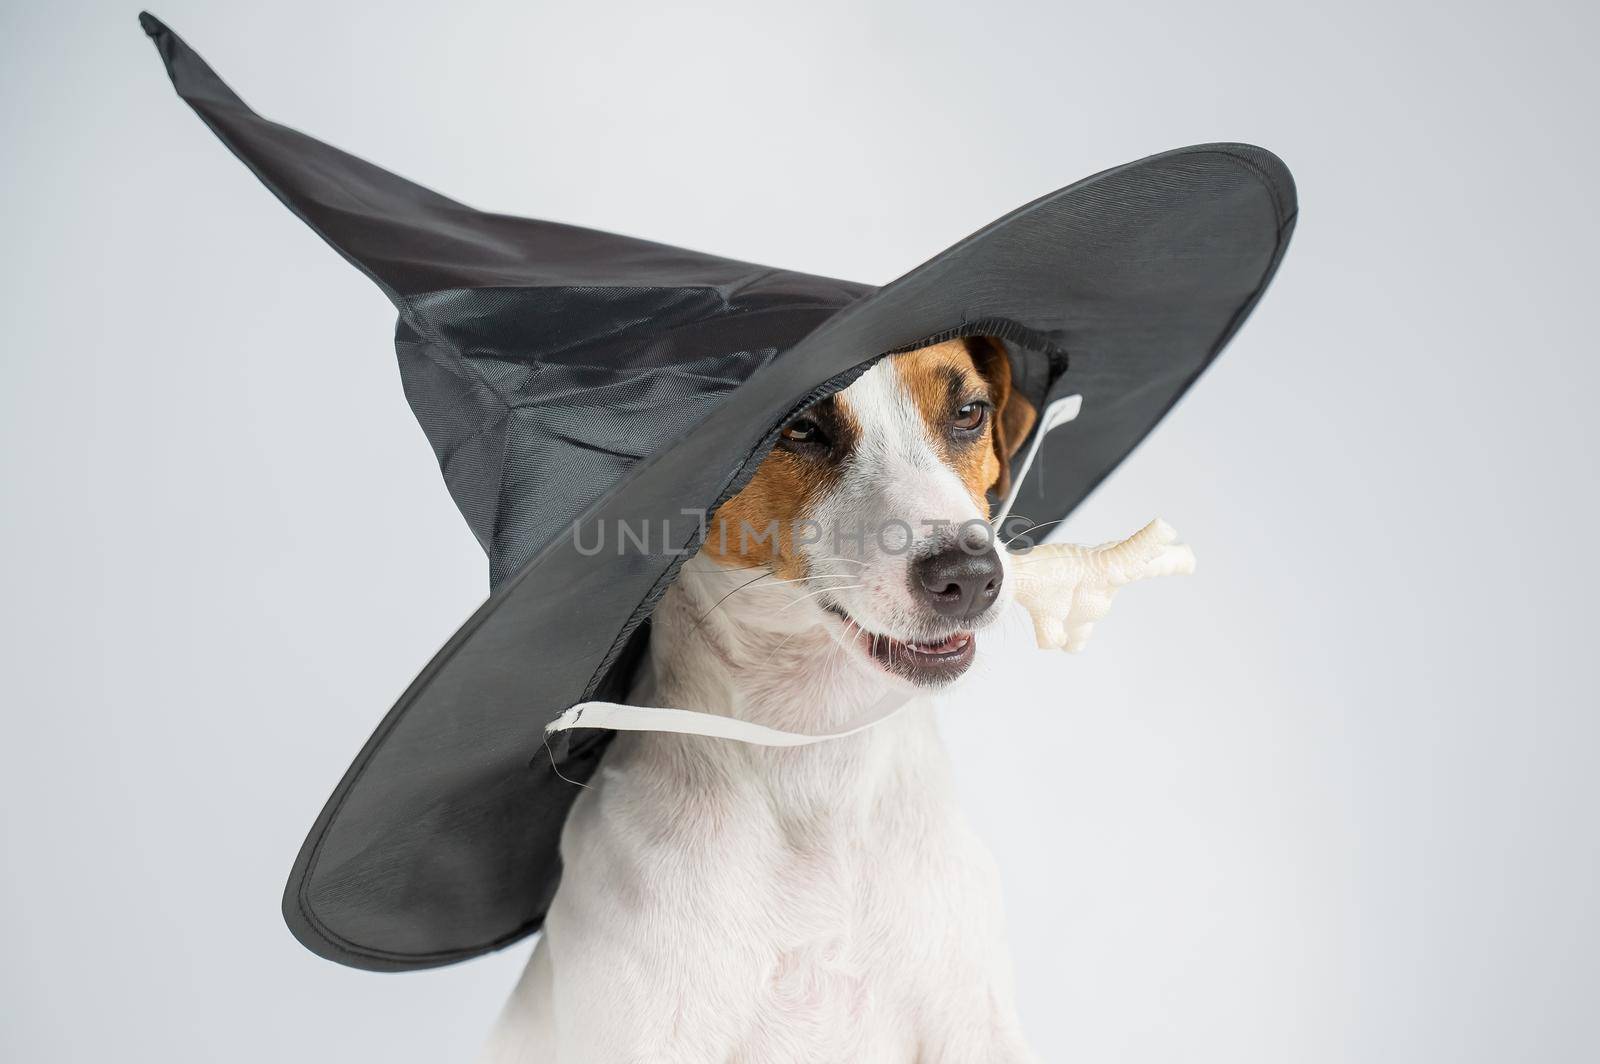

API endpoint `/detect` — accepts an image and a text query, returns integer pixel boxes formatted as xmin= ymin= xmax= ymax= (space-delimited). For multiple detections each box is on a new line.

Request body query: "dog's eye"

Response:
xmin=780 ymin=417 xmax=829 ymax=450
xmin=951 ymin=401 xmax=989 ymax=433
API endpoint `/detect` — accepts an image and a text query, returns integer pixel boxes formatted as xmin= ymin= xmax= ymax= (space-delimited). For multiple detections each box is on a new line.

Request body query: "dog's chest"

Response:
xmin=556 ymin=725 xmax=999 ymax=1050
xmin=760 ymin=826 xmax=1000 ymax=1056
xmin=736 ymin=841 xmax=901 ymax=1057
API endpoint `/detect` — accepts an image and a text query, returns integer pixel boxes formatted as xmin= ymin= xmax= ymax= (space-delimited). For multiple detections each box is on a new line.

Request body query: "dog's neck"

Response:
xmin=620 ymin=557 xmax=952 ymax=820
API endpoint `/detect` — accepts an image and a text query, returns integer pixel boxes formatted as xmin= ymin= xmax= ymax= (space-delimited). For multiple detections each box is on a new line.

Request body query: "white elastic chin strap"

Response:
xmin=547 ymin=690 xmax=912 ymax=748
xmin=545 ymin=394 xmax=1084 ymax=749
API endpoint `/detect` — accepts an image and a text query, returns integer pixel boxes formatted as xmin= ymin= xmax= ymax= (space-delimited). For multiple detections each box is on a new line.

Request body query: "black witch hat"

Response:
xmin=141 ymin=13 xmax=1296 ymax=971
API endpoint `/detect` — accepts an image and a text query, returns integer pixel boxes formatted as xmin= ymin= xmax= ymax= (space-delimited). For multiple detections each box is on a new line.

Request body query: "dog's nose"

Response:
xmin=912 ymin=544 xmax=1003 ymax=621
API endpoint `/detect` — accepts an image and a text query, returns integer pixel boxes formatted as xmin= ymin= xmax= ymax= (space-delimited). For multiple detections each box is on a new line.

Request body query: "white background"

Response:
xmin=4 ymin=1 xmax=1597 ymax=1060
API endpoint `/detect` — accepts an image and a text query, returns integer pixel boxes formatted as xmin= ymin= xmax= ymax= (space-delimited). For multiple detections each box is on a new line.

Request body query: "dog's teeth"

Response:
xmin=907 ymin=633 xmax=970 ymax=654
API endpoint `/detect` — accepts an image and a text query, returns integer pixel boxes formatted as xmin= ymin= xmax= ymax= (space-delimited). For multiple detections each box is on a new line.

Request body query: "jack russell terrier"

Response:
xmin=484 ymin=336 xmax=1043 ymax=1062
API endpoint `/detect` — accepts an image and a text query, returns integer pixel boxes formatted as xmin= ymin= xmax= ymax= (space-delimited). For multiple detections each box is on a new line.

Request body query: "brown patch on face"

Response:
xmin=891 ymin=340 xmax=996 ymax=512
xmin=703 ymin=395 xmax=857 ymax=579
xmin=963 ymin=337 xmax=1038 ymax=499
xmin=889 ymin=338 xmax=1037 ymax=513
xmin=702 ymin=337 xmax=1037 ymax=575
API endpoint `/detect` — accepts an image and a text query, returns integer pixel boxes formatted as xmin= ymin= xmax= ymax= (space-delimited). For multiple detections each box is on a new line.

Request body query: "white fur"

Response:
xmin=803 ymin=361 xmax=1008 ymax=645
xmin=481 ymin=361 xmax=1034 ymax=1063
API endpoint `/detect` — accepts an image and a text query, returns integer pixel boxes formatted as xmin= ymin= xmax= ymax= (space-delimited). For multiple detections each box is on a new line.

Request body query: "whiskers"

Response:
xmin=688 ymin=570 xmax=778 ymax=633
xmin=995 ymin=512 xmax=1067 ymax=549
xmin=681 ymin=554 xmax=869 ymax=637
xmin=774 ymin=582 xmax=863 ymax=615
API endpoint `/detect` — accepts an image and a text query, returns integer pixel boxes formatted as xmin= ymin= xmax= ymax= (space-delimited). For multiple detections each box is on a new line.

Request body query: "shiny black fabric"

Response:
xmin=142 ymin=13 xmax=1297 ymax=970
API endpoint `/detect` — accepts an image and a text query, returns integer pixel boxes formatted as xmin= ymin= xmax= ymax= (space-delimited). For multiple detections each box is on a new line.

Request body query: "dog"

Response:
xmin=482 ymin=336 xmax=1040 ymax=1063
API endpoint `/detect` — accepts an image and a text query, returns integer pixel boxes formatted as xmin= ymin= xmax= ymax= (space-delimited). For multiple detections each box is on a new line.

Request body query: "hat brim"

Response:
xmin=278 ymin=143 xmax=1295 ymax=970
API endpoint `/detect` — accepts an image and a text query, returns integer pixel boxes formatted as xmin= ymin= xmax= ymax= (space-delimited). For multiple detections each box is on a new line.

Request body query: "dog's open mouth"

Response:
xmin=824 ymin=604 xmax=976 ymax=684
